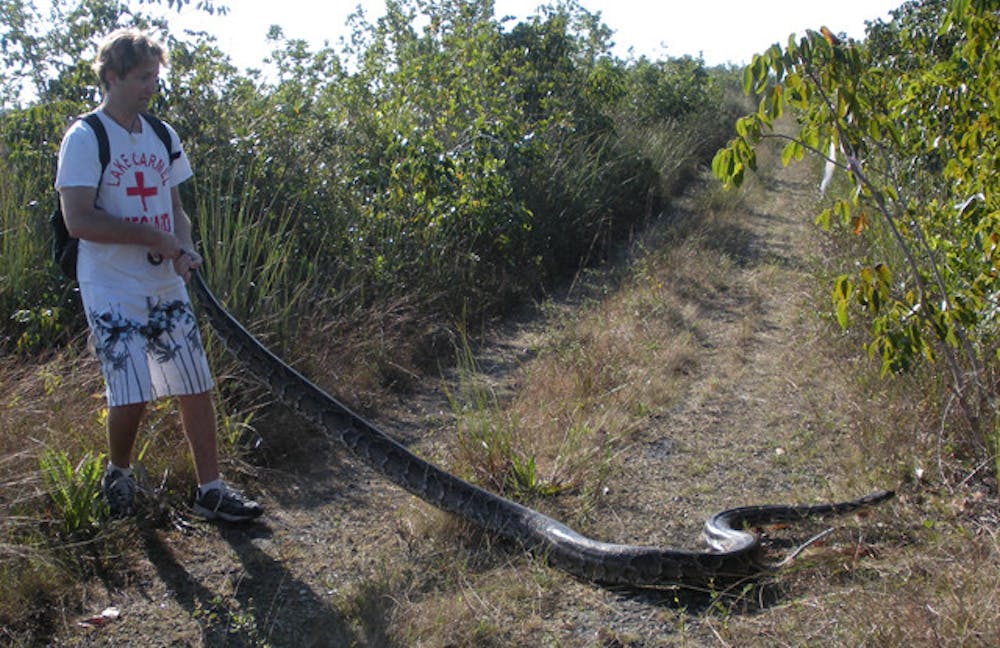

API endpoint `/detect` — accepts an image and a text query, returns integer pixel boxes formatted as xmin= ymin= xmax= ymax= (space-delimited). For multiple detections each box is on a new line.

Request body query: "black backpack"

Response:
xmin=51 ymin=111 xmax=179 ymax=279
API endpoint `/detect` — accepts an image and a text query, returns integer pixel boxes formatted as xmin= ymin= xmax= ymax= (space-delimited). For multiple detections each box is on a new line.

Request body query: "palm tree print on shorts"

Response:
xmin=90 ymin=298 xmax=211 ymax=404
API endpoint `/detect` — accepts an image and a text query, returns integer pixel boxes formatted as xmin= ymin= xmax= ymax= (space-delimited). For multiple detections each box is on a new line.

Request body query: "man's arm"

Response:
xmin=169 ymin=185 xmax=203 ymax=282
xmin=59 ymin=185 xmax=183 ymax=260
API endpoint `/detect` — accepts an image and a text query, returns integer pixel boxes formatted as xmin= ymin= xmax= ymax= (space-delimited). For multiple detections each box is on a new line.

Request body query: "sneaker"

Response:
xmin=102 ymin=468 xmax=137 ymax=518
xmin=193 ymin=484 xmax=263 ymax=522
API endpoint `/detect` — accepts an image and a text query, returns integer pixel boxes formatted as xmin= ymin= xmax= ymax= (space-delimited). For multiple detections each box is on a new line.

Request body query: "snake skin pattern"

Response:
xmin=191 ymin=270 xmax=893 ymax=588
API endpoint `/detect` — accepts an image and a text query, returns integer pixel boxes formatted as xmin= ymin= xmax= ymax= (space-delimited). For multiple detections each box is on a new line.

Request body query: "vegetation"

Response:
xmin=714 ymin=0 xmax=999 ymax=479
xmin=0 ymin=0 xmax=996 ymax=644
xmin=0 ymin=0 xmax=737 ymax=639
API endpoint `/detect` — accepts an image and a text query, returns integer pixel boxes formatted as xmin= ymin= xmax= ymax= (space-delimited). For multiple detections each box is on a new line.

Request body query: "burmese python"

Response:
xmin=191 ymin=270 xmax=893 ymax=589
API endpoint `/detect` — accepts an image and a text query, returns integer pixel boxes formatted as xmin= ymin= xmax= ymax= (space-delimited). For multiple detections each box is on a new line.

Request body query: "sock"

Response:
xmin=198 ymin=478 xmax=224 ymax=496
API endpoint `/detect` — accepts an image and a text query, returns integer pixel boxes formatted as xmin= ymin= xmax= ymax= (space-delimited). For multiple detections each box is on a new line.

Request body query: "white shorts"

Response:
xmin=81 ymin=282 xmax=214 ymax=406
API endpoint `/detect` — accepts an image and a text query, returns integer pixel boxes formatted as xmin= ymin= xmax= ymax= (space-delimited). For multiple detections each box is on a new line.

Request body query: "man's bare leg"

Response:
xmin=178 ymin=391 xmax=220 ymax=485
xmin=107 ymin=402 xmax=145 ymax=468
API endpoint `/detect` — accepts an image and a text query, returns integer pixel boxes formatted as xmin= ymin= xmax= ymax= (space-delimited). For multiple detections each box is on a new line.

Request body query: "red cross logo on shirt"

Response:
xmin=126 ymin=171 xmax=157 ymax=212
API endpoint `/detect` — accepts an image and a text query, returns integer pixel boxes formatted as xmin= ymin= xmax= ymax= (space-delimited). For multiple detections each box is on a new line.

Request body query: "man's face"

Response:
xmin=106 ymin=59 xmax=160 ymax=113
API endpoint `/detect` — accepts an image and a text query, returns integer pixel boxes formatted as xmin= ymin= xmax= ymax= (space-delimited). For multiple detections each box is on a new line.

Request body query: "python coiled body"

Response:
xmin=192 ymin=270 xmax=892 ymax=588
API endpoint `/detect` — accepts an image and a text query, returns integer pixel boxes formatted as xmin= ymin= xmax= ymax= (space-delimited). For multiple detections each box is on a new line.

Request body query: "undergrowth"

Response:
xmin=0 ymin=1 xmax=996 ymax=644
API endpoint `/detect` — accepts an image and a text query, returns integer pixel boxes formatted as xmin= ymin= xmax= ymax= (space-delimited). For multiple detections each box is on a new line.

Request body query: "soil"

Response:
xmin=54 ymin=153 xmax=895 ymax=647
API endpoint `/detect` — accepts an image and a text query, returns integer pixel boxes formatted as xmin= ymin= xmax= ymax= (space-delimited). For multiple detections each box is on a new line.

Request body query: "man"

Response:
xmin=55 ymin=28 xmax=262 ymax=522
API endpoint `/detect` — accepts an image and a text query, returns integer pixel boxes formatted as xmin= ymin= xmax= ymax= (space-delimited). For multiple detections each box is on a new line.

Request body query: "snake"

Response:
xmin=190 ymin=269 xmax=893 ymax=589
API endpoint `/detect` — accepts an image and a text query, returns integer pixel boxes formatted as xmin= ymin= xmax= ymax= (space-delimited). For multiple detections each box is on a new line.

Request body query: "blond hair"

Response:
xmin=92 ymin=28 xmax=168 ymax=89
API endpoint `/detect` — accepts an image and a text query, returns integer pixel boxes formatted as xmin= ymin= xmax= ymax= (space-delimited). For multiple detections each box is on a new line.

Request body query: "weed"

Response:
xmin=447 ymin=332 xmax=565 ymax=499
xmin=37 ymin=448 xmax=106 ymax=540
xmin=218 ymin=407 xmax=258 ymax=451
xmin=10 ymin=306 xmax=66 ymax=353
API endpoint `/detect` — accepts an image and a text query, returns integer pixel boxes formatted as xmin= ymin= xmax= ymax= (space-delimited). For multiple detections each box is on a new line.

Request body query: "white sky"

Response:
xmin=163 ymin=0 xmax=904 ymax=70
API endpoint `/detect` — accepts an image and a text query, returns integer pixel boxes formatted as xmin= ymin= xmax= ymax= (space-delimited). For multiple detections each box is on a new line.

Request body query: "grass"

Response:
xmin=0 ymin=153 xmax=318 ymax=640
xmin=443 ymin=206 xmax=711 ymax=514
xmin=697 ymin=148 xmax=999 ymax=646
xmin=0 ymin=121 xmax=996 ymax=645
xmin=412 ymin=146 xmax=998 ymax=645
xmin=0 ymin=157 xmax=80 ymax=354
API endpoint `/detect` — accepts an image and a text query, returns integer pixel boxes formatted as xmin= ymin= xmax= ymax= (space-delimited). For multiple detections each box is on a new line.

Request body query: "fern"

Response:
xmin=38 ymin=449 xmax=107 ymax=538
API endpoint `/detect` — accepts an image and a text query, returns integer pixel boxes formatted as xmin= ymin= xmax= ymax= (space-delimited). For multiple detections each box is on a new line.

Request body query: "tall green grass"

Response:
xmin=0 ymin=157 xmax=77 ymax=353
xmin=193 ymin=159 xmax=318 ymax=352
xmin=0 ymin=158 xmax=42 ymax=295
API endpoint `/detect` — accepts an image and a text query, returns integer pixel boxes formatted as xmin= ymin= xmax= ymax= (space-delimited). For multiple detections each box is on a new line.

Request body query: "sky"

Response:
xmin=162 ymin=0 xmax=905 ymax=71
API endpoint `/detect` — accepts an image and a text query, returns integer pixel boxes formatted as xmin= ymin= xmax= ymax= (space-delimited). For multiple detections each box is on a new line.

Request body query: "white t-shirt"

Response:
xmin=54 ymin=111 xmax=194 ymax=293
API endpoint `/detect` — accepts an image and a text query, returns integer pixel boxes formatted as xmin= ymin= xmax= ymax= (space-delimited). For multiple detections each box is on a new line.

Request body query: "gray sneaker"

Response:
xmin=193 ymin=484 xmax=263 ymax=522
xmin=102 ymin=468 xmax=137 ymax=518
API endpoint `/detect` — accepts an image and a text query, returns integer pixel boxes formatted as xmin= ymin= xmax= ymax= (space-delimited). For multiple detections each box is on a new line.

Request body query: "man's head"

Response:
xmin=93 ymin=29 xmax=168 ymax=91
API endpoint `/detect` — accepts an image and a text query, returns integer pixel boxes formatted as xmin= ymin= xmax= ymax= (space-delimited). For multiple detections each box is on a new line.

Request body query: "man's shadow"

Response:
xmin=140 ymin=517 xmax=389 ymax=647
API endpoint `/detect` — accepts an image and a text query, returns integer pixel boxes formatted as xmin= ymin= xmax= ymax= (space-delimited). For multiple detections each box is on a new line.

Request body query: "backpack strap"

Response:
xmin=51 ymin=112 xmax=110 ymax=280
xmin=80 ymin=112 xmax=111 ymax=180
xmin=141 ymin=112 xmax=180 ymax=163
xmin=77 ymin=111 xmax=178 ymax=169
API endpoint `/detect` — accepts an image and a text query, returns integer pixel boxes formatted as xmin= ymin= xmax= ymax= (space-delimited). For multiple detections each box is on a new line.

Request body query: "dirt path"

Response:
xmin=61 ymin=150 xmax=891 ymax=647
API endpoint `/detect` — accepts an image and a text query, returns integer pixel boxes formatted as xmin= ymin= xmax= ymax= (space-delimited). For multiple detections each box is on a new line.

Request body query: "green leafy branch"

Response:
xmin=713 ymin=1 xmax=999 ymax=461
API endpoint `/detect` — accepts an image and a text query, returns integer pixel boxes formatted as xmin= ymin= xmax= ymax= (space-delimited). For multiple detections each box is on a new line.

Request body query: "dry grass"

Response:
xmin=384 ymin=151 xmax=999 ymax=645
xmin=0 ymin=339 xmax=244 ymax=639
xmin=1 ymin=146 xmax=996 ymax=646
xmin=711 ymin=494 xmax=999 ymax=647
